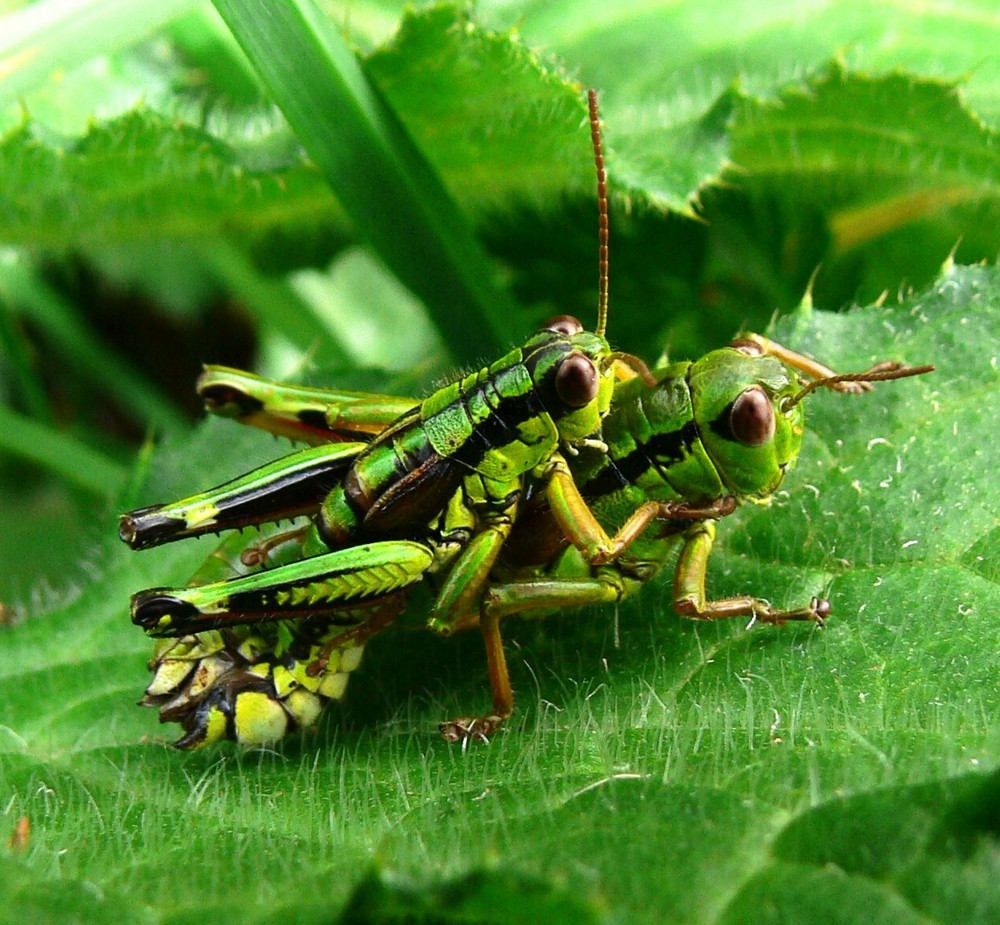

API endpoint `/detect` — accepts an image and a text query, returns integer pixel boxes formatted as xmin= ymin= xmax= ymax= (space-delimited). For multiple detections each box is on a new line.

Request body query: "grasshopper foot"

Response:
xmin=757 ymin=596 xmax=830 ymax=627
xmin=439 ymin=713 xmax=506 ymax=744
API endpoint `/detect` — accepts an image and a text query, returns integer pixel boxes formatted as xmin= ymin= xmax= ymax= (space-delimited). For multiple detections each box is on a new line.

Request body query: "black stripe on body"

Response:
xmin=583 ymin=420 xmax=700 ymax=499
xmin=450 ymin=385 xmax=548 ymax=469
xmin=341 ymin=409 xmax=427 ymax=516
xmin=210 ymin=457 xmax=349 ymax=526
xmin=435 ymin=341 xmax=563 ymax=471
xmin=222 ymin=590 xmax=385 ymax=623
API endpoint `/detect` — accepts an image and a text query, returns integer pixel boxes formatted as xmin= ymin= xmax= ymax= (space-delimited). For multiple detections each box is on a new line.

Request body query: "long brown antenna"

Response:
xmin=784 ymin=363 xmax=936 ymax=411
xmin=588 ymin=89 xmax=609 ymax=338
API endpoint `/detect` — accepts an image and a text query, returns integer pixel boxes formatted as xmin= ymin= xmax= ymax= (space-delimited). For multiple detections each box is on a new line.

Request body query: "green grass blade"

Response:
xmin=0 ymin=402 xmax=126 ymax=496
xmin=211 ymin=0 xmax=513 ymax=362
xmin=0 ymin=302 xmax=51 ymax=423
xmin=0 ymin=259 xmax=187 ymax=432
xmin=201 ymin=240 xmax=352 ymax=365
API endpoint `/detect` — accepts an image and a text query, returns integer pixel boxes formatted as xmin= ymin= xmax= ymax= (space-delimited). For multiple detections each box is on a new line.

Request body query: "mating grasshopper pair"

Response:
xmin=120 ymin=92 xmax=933 ymax=748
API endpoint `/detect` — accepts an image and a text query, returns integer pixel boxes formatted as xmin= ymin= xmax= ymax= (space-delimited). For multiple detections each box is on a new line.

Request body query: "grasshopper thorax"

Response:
xmin=687 ymin=342 xmax=804 ymax=499
xmin=418 ymin=314 xmax=613 ymax=480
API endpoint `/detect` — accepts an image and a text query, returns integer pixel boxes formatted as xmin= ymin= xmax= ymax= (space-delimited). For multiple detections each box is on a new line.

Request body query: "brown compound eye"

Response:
xmin=730 ymin=337 xmax=765 ymax=357
xmin=555 ymin=352 xmax=599 ymax=409
xmin=730 ymin=387 xmax=775 ymax=446
xmin=542 ymin=314 xmax=584 ymax=336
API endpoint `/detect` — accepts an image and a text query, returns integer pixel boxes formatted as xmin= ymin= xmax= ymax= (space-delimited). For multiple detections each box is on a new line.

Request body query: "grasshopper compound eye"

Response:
xmin=543 ymin=314 xmax=585 ymax=336
xmin=729 ymin=337 xmax=766 ymax=358
xmin=555 ymin=353 xmax=600 ymax=408
xmin=729 ymin=387 xmax=776 ymax=447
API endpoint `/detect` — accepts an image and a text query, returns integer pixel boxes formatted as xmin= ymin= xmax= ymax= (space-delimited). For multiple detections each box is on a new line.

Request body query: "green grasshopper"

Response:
xmin=446 ymin=334 xmax=933 ymax=739
xmin=121 ymin=92 xmax=625 ymax=747
xmin=121 ymin=91 xmax=933 ymax=748
xmin=121 ymin=315 xmax=628 ymax=744
xmin=121 ymin=310 xmax=620 ymax=695
xmin=132 ymin=334 xmax=931 ymax=748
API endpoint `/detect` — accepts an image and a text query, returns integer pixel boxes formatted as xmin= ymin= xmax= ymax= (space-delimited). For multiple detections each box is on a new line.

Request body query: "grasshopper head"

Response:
xmin=531 ymin=315 xmax=614 ymax=445
xmin=688 ymin=341 xmax=804 ymax=499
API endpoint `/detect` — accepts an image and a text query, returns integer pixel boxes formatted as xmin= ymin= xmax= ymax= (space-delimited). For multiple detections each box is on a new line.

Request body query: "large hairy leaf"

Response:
xmin=1 ymin=264 xmax=995 ymax=924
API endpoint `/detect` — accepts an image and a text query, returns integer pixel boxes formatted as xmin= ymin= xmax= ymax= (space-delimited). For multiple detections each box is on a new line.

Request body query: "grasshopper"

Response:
xmin=121 ymin=308 xmax=624 ymax=743
xmin=121 ymin=93 xmax=623 ymax=745
xmin=133 ymin=335 xmax=931 ymax=748
xmin=121 ymin=92 xmax=933 ymax=748
xmin=447 ymin=335 xmax=932 ymax=739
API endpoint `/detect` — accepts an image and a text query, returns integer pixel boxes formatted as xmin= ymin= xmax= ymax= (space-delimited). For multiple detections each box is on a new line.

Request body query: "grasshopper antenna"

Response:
xmin=783 ymin=362 xmax=936 ymax=411
xmin=588 ymin=89 xmax=609 ymax=339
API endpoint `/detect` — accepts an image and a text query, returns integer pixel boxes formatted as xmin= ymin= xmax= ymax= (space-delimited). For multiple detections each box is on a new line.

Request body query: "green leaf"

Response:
xmin=723 ymin=67 xmax=1000 ymax=301
xmin=0 ymin=5 xmax=591 ymax=252
xmin=0 ymin=265 xmax=995 ymax=923
xmin=481 ymin=0 xmax=1000 ymax=178
xmin=0 ymin=109 xmax=330 ymax=250
xmin=1 ymin=4 xmax=998 ymax=918
xmin=365 ymin=5 xmax=591 ymax=212
xmin=0 ymin=4 xmax=596 ymax=354
xmin=340 ymin=867 xmax=605 ymax=925
xmin=3 ymin=3 xmax=996 ymax=356
xmin=722 ymin=771 xmax=1000 ymax=925
xmin=0 ymin=0 xmax=200 ymax=116
xmin=475 ymin=1 xmax=1000 ymax=308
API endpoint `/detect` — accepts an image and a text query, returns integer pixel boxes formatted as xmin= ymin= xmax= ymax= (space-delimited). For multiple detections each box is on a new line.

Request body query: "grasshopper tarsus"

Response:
xmin=439 ymin=713 xmax=506 ymax=745
xmin=756 ymin=596 xmax=830 ymax=628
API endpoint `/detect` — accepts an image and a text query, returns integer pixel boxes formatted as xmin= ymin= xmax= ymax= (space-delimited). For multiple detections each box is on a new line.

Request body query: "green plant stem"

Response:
xmin=211 ymin=0 xmax=513 ymax=363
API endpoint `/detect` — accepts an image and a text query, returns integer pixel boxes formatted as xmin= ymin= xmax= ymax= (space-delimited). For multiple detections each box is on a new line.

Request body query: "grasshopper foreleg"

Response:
xmin=673 ymin=521 xmax=829 ymax=626
xmin=544 ymin=454 xmax=738 ymax=566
